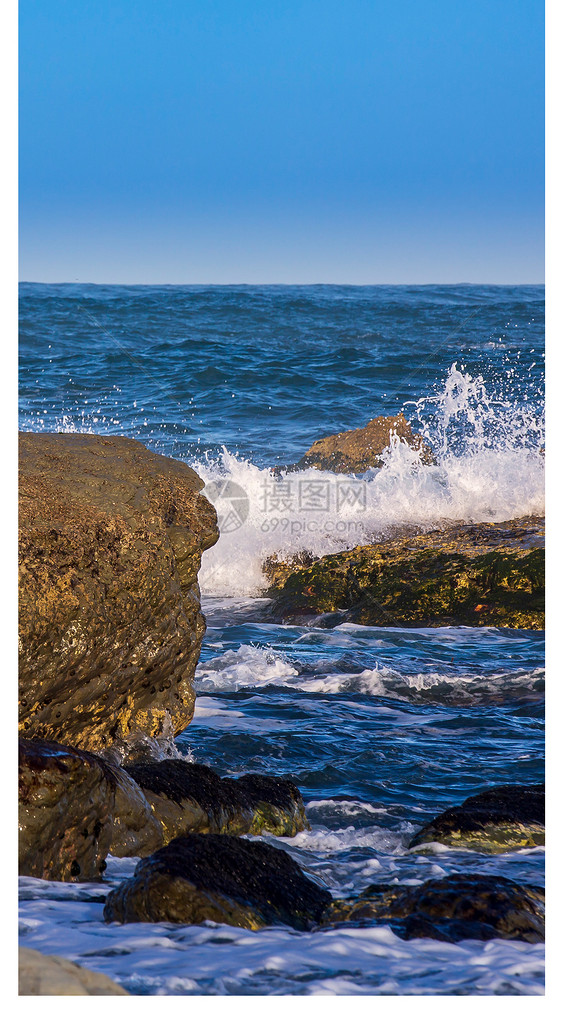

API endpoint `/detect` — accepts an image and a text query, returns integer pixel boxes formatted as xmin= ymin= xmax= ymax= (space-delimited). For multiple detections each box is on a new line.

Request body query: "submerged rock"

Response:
xmin=294 ymin=412 xmax=432 ymax=473
xmin=19 ymin=738 xmax=116 ymax=881
xmin=19 ymin=432 xmax=218 ymax=755
xmin=124 ymin=759 xmax=309 ymax=842
xmin=326 ymin=874 xmax=544 ymax=943
xmin=103 ymin=833 xmax=332 ymax=930
xmin=266 ymin=516 xmax=544 ymax=628
xmin=19 ymin=948 xmax=129 ymax=995
xmin=409 ymin=783 xmax=545 ymax=853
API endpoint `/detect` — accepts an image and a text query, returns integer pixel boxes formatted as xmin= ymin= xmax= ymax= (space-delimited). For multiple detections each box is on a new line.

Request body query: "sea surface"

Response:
xmin=19 ymin=284 xmax=545 ymax=995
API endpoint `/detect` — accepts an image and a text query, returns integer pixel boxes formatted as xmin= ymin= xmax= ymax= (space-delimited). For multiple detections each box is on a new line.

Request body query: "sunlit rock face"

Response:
xmin=18 ymin=432 xmax=218 ymax=755
xmin=293 ymin=412 xmax=433 ymax=473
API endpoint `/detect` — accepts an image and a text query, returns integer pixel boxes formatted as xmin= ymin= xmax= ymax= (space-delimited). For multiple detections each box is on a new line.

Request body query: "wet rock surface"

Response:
xmin=103 ymin=834 xmax=543 ymax=943
xmin=124 ymin=759 xmax=309 ymax=841
xmin=19 ymin=947 xmax=129 ymax=995
xmin=19 ymin=738 xmax=116 ymax=881
xmin=103 ymin=833 xmax=332 ymax=930
xmin=325 ymin=874 xmax=545 ymax=943
xmin=110 ymin=765 xmax=164 ymax=858
xmin=19 ymin=432 xmax=218 ymax=754
xmin=409 ymin=783 xmax=545 ymax=853
xmin=293 ymin=412 xmax=432 ymax=473
xmin=266 ymin=516 xmax=544 ymax=628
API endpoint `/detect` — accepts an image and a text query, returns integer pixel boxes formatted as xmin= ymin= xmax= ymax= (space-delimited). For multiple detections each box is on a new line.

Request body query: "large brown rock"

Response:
xmin=19 ymin=948 xmax=129 ymax=995
xmin=19 ymin=738 xmax=116 ymax=881
xmin=124 ymin=759 xmax=309 ymax=842
xmin=104 ymin=833 xmax=332 ymax=930
xmin=266 ymin=516 xmax=545 ymax=629
xmin=19 ymin=432 xmax=218 ymax=754
xmin=295 ymin=412 xmax=432 ymax=473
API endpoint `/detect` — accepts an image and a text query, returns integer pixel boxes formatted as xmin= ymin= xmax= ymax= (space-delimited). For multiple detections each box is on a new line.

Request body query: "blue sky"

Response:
xmin=19 ymin=0 xmax=544 ymax=283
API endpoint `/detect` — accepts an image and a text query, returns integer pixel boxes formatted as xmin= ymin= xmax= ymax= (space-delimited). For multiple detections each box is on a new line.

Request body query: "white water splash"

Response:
xmin=195 ymin=364 xmax=544 ymax=596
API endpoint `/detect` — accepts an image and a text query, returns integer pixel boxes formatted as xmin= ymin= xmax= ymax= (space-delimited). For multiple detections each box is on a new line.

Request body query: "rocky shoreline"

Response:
xmin=264 ymin=516 xmax=544 ymax=629
xmin=18 ymin=430 xmax=545 ymax=993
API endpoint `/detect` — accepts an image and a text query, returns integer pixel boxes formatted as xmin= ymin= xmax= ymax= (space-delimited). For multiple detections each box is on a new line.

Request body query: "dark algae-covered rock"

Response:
xmin=266 ymin=516 xmax=544 ymax=628
xmin=409 ymin=783 xmax=545 ymax=853
xmin=294 ymin=411 xmax=432 ymax=473
xmin=19 ymin=738 xmax=116 ymax=881
xmin=325 ymin=874 xmax=544 ymax=944
xmin=19 ymin=432 xmax=218 ymax=755
xmin=103 ymin=833 xmax=332 ymax=930
xmin=104 ymin=840 xmax=544 ymax=942
xmin=18 ymin=737 xmax=168 ymax=871
xmin=124 ymin=759 xmax=309 ymax=842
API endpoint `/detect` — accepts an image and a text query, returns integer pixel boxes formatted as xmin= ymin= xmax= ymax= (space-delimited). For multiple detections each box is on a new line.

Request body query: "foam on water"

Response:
xmin=18 ymin=879 xmax=544 ymax=996
xmin=196 ymin=365 xmax=544 ymax=596
xmin=195 ymin=643 xmax=544 ymax=706
xmin=195 ymin=644 xmax=299 ymax=691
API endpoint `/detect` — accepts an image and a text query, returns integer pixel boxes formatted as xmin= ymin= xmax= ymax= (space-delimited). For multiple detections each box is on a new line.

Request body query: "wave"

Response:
xmin=195 ymin=364 xmax=544 ymax=597
xmin=194 ymin=644 xmax=544 ymax=705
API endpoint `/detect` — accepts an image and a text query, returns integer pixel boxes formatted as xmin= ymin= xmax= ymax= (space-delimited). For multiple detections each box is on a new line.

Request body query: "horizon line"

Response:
xmin=19 ymin=279 xmax=546 ymax=287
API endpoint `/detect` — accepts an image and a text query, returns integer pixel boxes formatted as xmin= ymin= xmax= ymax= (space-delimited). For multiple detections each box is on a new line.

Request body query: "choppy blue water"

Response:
xmin=19 ymin=284 xmax=545 ymax=995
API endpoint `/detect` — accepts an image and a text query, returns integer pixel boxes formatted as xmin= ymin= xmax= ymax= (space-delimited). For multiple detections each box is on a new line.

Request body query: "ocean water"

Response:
xmin=18 ymin=284 xmax=545 ymax=995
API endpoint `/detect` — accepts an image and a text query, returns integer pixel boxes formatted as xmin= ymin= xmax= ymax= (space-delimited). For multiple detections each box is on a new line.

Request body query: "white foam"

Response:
xmin=18 ymin=890 xmax=544 ymax=995
xmin=268 ymin=824 xmax=410 ymax=856
xmin=195 ymin=644 xmax=298 ymax=691
xmin=194 ymin=364 xmax=544 ymax=597
xmin=194 ymin=645 xmax=544 ymax=705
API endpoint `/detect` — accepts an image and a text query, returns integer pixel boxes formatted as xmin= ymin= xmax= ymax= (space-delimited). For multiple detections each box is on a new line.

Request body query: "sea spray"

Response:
xmin=196 ymin=364 xmax=545 ymax=597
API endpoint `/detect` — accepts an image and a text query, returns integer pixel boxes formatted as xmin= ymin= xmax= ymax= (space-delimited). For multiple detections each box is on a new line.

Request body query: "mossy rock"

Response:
xmin=124 ymin=759 xmax=309 ymax=842
xmin=267 ymin=517 xmax=544 ymax=629
xmin=19 ymin=432 xmax=218 ymax=754
xmin=409 ymin=783 xmax=545 ymax=853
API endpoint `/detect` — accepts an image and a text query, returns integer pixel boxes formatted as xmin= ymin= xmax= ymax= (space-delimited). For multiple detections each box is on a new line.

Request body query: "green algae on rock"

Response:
xmin=325 ymin=874 xmax=545 ymax=943
xmin=266 ymin=516 xmax=544 ymax=629
xmin=409 ymin=783 xmax=545 ymax=853
xmin=294 ymin=411 xmax=433 ymax=473
xmin=124 ymin=759 xmax=309 ymax=842
xmin=19 ymin=432 xmax=218 ymax=755
xmin=103 ymin=833 xmax=331 ymax=930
